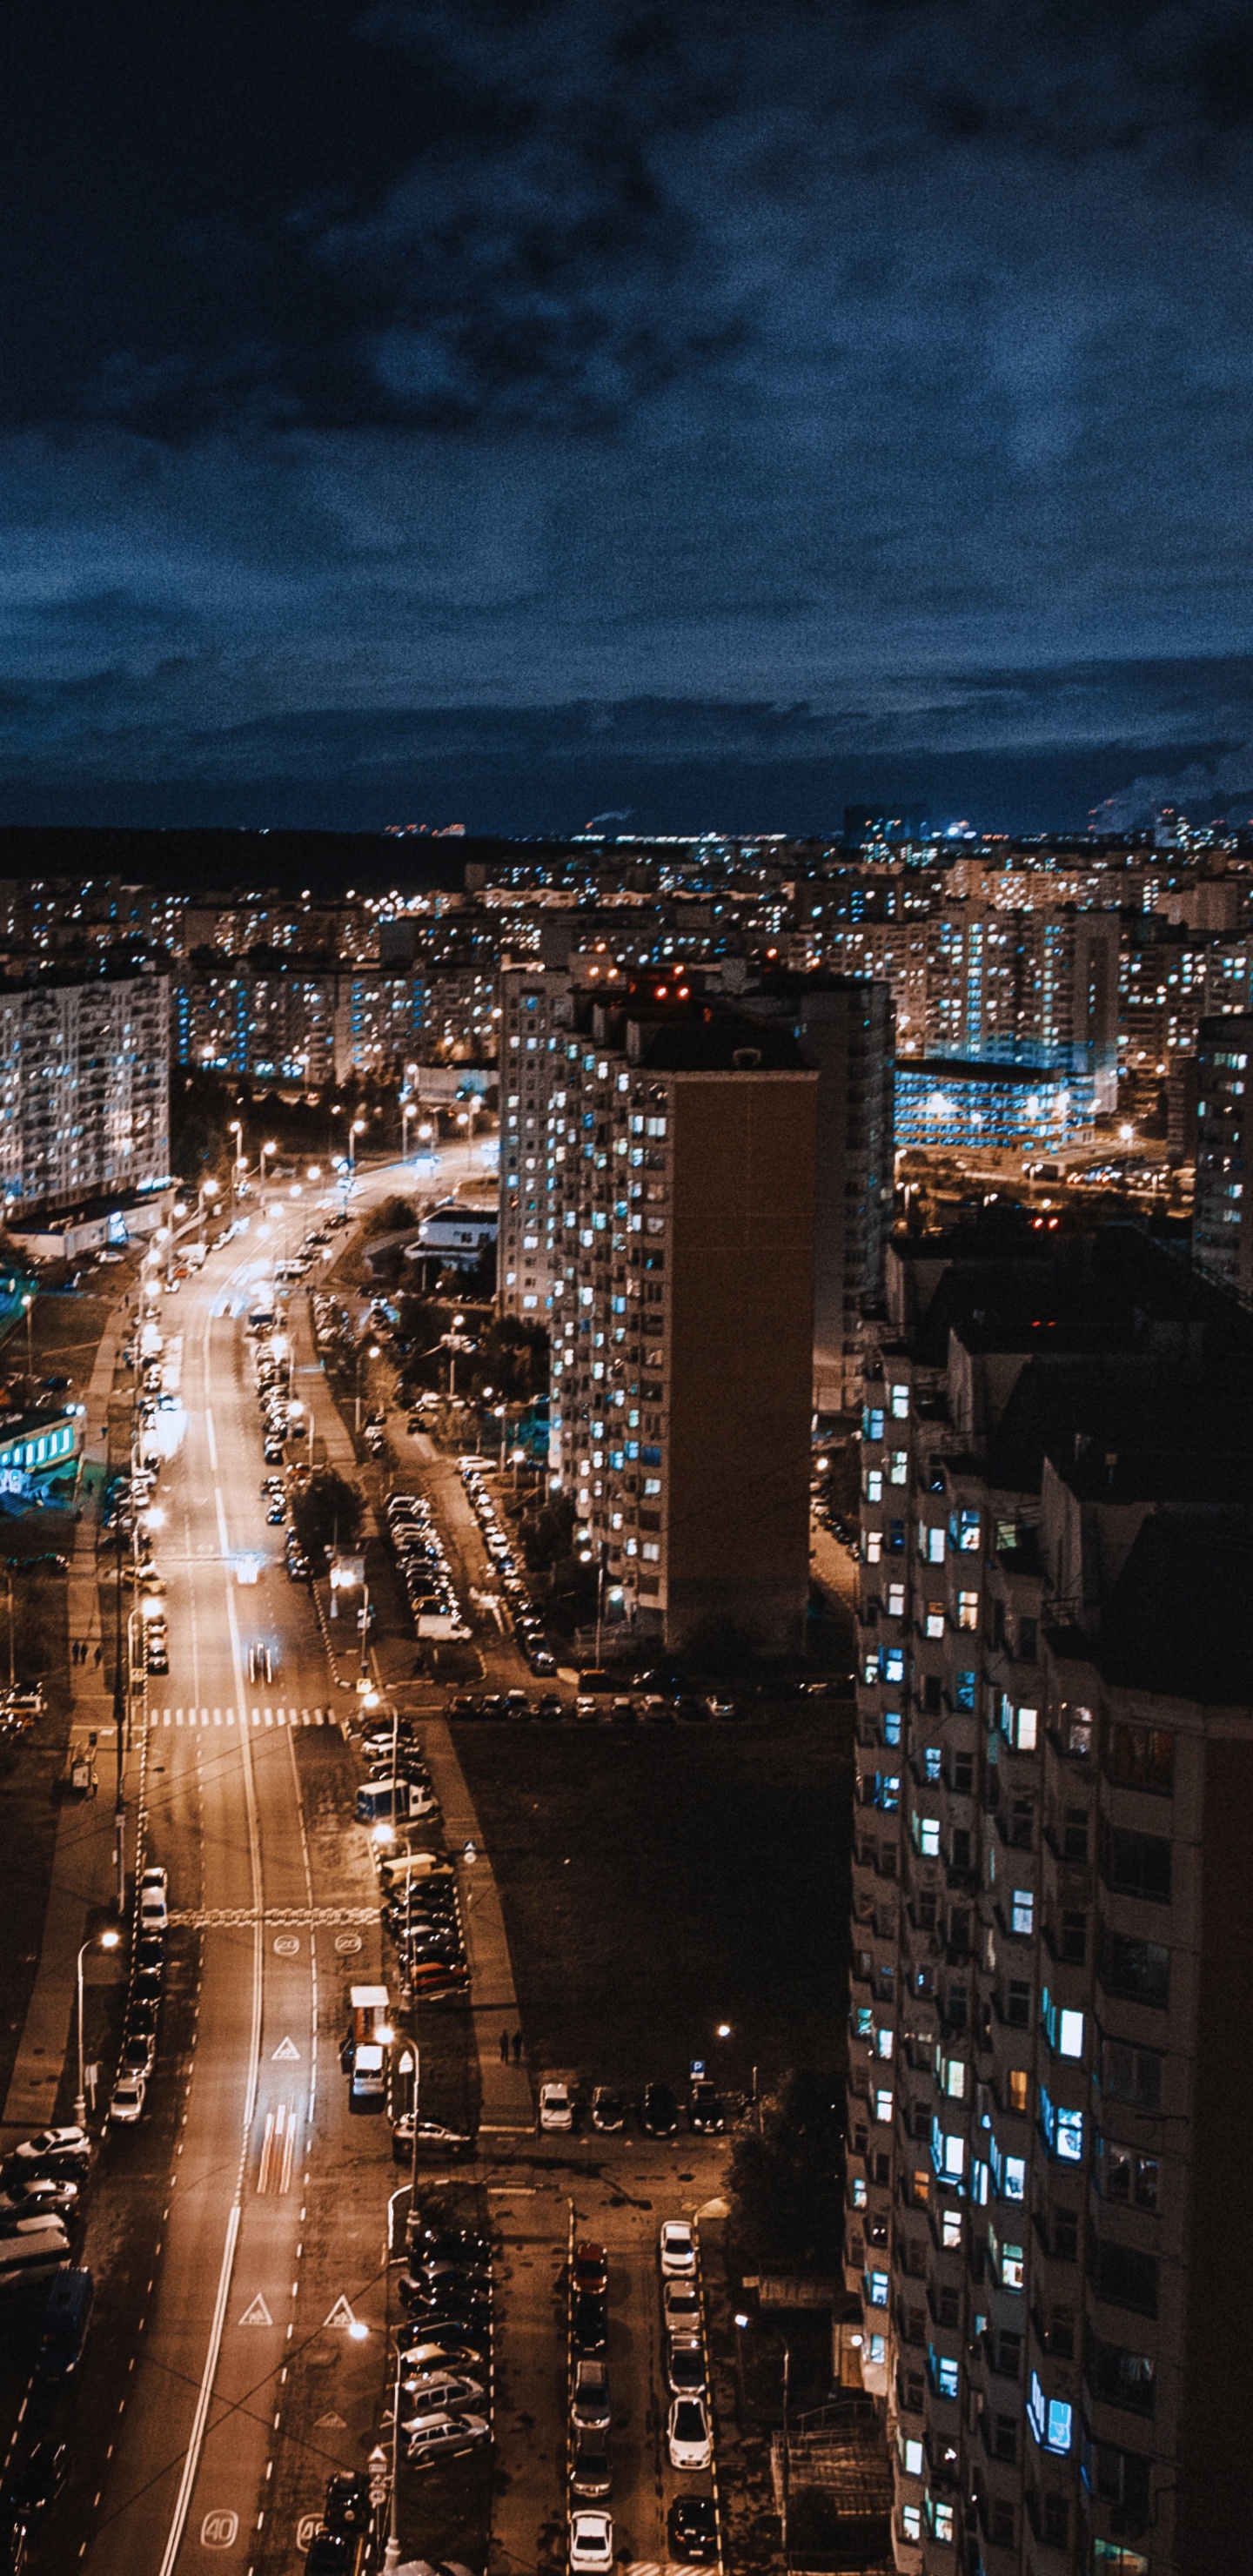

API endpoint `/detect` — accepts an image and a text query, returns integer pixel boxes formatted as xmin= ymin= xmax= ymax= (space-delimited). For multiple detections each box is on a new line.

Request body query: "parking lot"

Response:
xmin=488 ymin=2120 xmax=727 ymax=2575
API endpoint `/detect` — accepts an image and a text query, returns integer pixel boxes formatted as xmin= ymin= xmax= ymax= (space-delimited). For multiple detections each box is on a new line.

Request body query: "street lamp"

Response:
xmin=75 ymin=1929 xmax=121 ymax=2124
xmin=20 ymin=1292 xmax=33 ymax=1380
xmin=355 ymin=1342 xmax=380 ymax=1434
xmin=349 ymin=1117 xmax=366 ymax=1177
xmin=260 ymin=1139 xmax=278 ymax=1195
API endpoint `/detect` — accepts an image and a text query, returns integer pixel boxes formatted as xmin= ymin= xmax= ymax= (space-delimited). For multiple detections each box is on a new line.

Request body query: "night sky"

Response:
xmin=6 ymin=0 xmax=1253 ymax=835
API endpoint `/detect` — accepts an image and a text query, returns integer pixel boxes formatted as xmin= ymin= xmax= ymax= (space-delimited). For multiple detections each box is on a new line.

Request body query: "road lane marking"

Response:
xmin=205 ymin=1408 xmax=218 ymax=1471
xmin=157 ymin=2200 xmax=240 ymax=2576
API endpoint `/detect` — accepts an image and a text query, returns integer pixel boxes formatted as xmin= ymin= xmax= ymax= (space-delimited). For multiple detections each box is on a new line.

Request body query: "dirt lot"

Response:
xmin=456 ymin=1706 xmax=852 ymax=2101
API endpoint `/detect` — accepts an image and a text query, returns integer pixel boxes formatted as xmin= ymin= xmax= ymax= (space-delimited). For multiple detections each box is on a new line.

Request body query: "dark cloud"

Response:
xmin=3 ymin=2 xmax=1253 ymax=814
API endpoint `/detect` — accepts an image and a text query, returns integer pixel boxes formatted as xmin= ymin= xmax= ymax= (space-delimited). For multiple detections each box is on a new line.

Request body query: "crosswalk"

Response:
xmin=148 ymin=1706 xmax=333 ymax=1728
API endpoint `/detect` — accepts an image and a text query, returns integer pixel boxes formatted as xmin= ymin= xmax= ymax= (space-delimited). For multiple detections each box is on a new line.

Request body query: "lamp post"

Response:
xmin=349 ymin=1117 xmax=366 ymax=1178
xmin=228 ymin=1117 xmax=243 ymax=1209
xmin=355 ymin=1341 xmax=380 ymax=1435
xmin=402 ymin=1101 xmax=416 ymax=1163
xmin=260 ymin=1138 xmax=278 ymax=1199
xmin=21 ymin=1291 xmax=33 ymax=1381
xmin=76 ymin=1929 xmax=120 ymax=2124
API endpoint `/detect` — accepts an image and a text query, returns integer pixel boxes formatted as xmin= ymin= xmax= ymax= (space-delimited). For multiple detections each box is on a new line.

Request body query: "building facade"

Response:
xmin=542 ymin=1003 xmax=816 ymax=1655
xmin=1191 ymin=1011 xmax=1252 ymax=1303
xmin=845 ymin=1226 xmax=1253 ymax=2576
xmin=0 ymin=966 xmax=169 ymax=1213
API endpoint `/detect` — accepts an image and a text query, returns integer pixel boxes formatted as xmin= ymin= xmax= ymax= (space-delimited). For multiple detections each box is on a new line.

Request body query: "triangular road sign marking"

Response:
xmin=323 ymin=2294 xmax=358 ymax=2330
xmin=238 ymin=2292 xmax=273 ymax=2325
xmin=315 ymin=2412 xmax=347 ymax=2430
xmin=271 ymin=2035 xmax=300 ymax=2062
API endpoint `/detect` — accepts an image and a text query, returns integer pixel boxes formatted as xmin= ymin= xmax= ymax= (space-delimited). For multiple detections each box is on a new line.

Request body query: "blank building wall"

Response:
xmin=664 ymin=1070 xmax=815 ymax=1653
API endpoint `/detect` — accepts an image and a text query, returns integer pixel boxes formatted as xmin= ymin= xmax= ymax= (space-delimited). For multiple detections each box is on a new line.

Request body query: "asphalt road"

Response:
xmin=79 ymin=1186 xmax=398 ymax=2576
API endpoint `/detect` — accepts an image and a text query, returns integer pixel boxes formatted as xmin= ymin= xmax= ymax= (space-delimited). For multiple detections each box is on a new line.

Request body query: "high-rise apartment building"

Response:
xmin=845 ymin=1224 xmax=1253 ymax=2576
xmin=0 ymin=964 xmax=170 ymax=1212
xmin=497 ymin=961 xmax=576 ymax=1317
xmin=735 ymin=975 xmax=895 ymax=1412
xmin=1191 ymin=1011 xmax=1252 ymax=1304
xmin=544 ymin=999 xmax=817 ymax=1654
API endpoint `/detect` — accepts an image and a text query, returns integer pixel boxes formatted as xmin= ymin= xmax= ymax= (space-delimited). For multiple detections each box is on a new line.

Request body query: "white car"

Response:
xmin=539 ymin=2081 xmax=573 ymax=2131
xmin=667 ymin=2394 xmax=714 ymax=2470
xmin=10 ymin=2126 xmax=90 ymax=2170
xmin=110 ymin=2070 xmax=146 ymax=2126
xmin=660 ymin=2218 xmax=696 ymax=2277
xmin=139 ymin=1865 xmax=168 ymax=1930
xmin=662 ymin=2277 xmax=702 ymax=2337
xmin=569 ymin=2509 xmax=613 ymax=2572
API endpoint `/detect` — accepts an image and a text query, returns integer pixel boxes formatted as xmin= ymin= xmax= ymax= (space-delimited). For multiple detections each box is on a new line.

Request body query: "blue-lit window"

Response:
xmin=881 ymin=1646 xmax=904 ymax=1685
xmin=890 ymin=1383 xmax=909 ymax=1419
xmin=854 ymin=2006 xmax=872 ymax=2038
xmin=1028 ymin=2371 xmax=1073 ymax=2453
xmin=864 ymin=1406 xmax=884 ymax=1442
xmin=1039 ymin=2087 xmax=1083 ymax=2163
xmin=913 ymin=1813 xmax=940 ymax=1857
xmin=868 ymin=2270 xmax=888 ymax=2308
xmin=933 ymin=2355 xmax=959 ymax=2399
xmin=883 ymin=1711 xmax=901 ymax=1746
xmin=923 ymin=1746 xmax=941 ymax=1782
xmin=955 ymin=1669 xmax=976 ymax=1710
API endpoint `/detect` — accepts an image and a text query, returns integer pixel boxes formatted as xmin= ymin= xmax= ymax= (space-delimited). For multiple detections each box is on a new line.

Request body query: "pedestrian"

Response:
xmin=93 ymin=1643 xmax=102 ymax=1667
xmin=498 ymin=2029 xmax=509 ymax=2063
xmin=512 ymin=2030 xmax=523 ymax=2066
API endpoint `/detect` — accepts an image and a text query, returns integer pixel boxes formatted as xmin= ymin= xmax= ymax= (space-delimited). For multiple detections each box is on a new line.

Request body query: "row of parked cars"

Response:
xmin=457 ymin=1461 xmax=556 ymax=1674
xmin=392 ymin=2211 xmax=495 ymax=2469
xmin=385 ymin=1490 xmax=469 ymax=1638
xmin=564 ymin=2222 xmax=718 ymax=2571
xmin=349 ymin=1710 xmax=473 ymax=2008
xmin=539 ymin=2075 xmax=727 ymax=2137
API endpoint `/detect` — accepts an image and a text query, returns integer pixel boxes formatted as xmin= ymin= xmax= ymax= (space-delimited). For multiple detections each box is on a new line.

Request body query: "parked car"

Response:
xmin=641 ymin=2081 xmax=679 ymax=2137
xmin=571 ymin=2429 xmax=612 ymax=2499
xmin=570 ymin=2359 xmax=611 ymax=2432
xmin=667 ymin=2494 xmax=719 ymax=2565
xmin=659 ymin=2219 xmax=696 ymax=2277
xmin=667 ymin=2338 xmax=707 ymax=2397
xmin=688 ymin=2080 xmax=725 ymax=2134
xmin=591 ymin=2087 xmax=626 ymax=2134
xmin=571 ymin=2291 xmax=608 ymax=2355
xmin=662 ymin=2279 xmax=702 ymax=2338
xmin=539 ymin=2080 xmax=573 ymax=2131
xmin=7 ymin=2128 xmax=90 ymax=2178
xmin=667 ymin=2396 xmax=714 ymax=2470
xmin=568 ymin=2510 xmax=613 ymax=2573
xmin=109 ymin=2070 xmax=145 ymax=2126
xmin=404 ymin=2411 xmax=491 ymax=2469
xmin=573 ymin=2240 xmax=608 ymax=2296
xmin=400 ymin=2372 xmax=486 ymax=2420
xmin=138 ymin=1865 xmax=168 ymax=1931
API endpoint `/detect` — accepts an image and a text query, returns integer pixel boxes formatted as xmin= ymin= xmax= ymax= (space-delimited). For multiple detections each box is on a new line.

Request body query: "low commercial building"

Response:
xmin=894 ymin=1058 xmax=1094 ymax=1150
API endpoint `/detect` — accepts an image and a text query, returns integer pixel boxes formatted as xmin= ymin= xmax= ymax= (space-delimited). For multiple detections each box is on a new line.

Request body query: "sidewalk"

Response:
xmin=0 ymin=1300 xmax=131 ymax=2149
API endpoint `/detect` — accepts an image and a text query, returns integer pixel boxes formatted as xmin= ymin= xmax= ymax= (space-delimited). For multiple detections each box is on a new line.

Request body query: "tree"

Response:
xmin=727 ymin=2070 xmax=845 ymax=2274
xmin=362 ymin=1195 xmax=416 ymax=1240
xmin=288 ymin=1468 xmax=364 ymax=1567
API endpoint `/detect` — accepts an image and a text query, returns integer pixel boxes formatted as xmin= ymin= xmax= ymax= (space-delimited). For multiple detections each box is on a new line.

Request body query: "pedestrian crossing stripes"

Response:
xmin=147 ymin=1707 xmax=332 ymax=1729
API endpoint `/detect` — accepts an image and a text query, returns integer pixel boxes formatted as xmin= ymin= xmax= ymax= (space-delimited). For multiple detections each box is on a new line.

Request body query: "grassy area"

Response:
xmin=457 ymin=1707 xmax=852 ymax=2097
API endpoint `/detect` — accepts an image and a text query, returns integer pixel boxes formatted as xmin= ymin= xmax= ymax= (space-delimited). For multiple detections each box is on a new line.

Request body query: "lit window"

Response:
xmin=924 ymin=1746 xmax=941 ymax=1781
xmin=914 ymin=1815 xmax=941 ymax=1858
xmin=902 ymin=2437 xmax=924 ymax=2477
xmin=1011 ymin=1889 xmax=1035 ymax=1936
xmin=868 ymin=2270 xmax=888 ymax=2307
xmin=926 ymin=1526 xmax=945 ymax=1563
xmin=925 ymin=1602 xmax=944 ymax=1638
xmin=866 ymin=1468 xmax=883 ymax=1503
xmin=1028 ymin=2371 xmax=1073 ymax=2454
xmin=890 ymin=1384 xmax=909 ymax=1419
xmin=889 ymin=1449 xmax=908 ymax=1485
xmin=1007 ymin=2068 xmax=1029 ymax=2113
xmin=901 ymin=2506 xmax=921 ymax=2542
xmin=929 ymin=2498 xmax=955 ymax=2541
xmin=868 ymin=2332 xmax=885 ymax=2365
xmin=957 ymin=1590 xmax=979 ymax=1630
xmin=941 ymin=2207 xmax=962 ymax=2248
xmin=866 ymin=1530 xmax=882 ymax=1564
xmin=852 ymin=2175 xmax=868 ymax=2208
xmin=874 ymin=2088 xmax=894 ymax=2124
xmin=875 ymin=2025 xmax=894 ymax=2060
xmin=887 ymin=1581 xmax=905 ymax=1617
